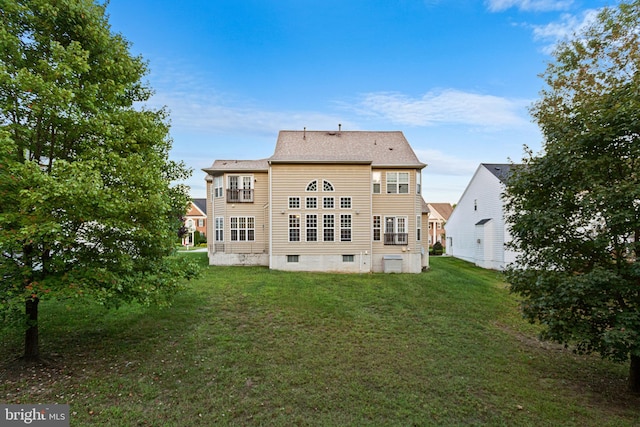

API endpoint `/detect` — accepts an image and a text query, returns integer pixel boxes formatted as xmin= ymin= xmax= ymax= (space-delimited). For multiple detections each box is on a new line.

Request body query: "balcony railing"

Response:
xmin=227 ymin=189 xmax=254 ymax=203
xmin=384 ymin=233 xmax=408 ymax=245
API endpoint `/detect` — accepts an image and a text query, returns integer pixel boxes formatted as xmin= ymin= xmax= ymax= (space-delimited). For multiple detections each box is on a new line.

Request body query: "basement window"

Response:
xmin=287 ymin=255 xmax=299 ymax=263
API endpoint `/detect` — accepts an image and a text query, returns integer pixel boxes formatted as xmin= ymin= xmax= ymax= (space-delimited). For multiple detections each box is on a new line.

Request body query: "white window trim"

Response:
xmin=373 ymin=215 xmax=381 ymax=242
xmin=323 ymin=214 xmax=335 ymax=242
xmin=230 ymin=216 xmax=255 ymax=242
xmin=213 ymin=176 xmax=223 ymax=198
xmin=289 ymin=214 xmax=301 ymax=242
xmin=340 ymin=214 xmax=352 ymax=242
xmin=288 ymin=196 xmax=301 ymax=209
xmin=372 ymin=171 xmax=381 ymax=194
xmin=339 ymin=196 xmax=352 ymax=209
xmin=215 ymin=217 xmax=224 ymax=242
xmin=306 ymin=196 xmax=317 ymax=209
xmin=386 ymin=172 xmax=410 ymax=194
xmin=306 ymin=213 xmax=318 ymax=242
xmin=323 ymin=196 xmax=335 ymax=209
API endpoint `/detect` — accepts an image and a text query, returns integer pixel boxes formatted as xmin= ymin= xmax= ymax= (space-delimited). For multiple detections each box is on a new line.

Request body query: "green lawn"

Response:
xmin=2 ymin=255 xmax=639 ymax=426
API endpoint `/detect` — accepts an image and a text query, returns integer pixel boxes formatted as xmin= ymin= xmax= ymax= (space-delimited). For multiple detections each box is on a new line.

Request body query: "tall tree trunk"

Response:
xmin=24 ymin=298 xmax=40 ymax=361
xmin=630 ymin=354 xmax=640 ymax=393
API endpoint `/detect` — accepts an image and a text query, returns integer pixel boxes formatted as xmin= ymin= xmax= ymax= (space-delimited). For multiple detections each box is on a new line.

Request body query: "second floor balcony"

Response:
xmin=384 ymin=233 xmax=408 ymax=245
xmin=227 ymin=189 xmax=254 ymax=203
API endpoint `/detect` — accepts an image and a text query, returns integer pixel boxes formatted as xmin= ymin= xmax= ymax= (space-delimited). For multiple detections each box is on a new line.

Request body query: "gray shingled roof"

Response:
xmin=481 ymin=163 xmax=516 ymax=183
xmin=192 ymin=198 xmax=207 ymax=216
xmin=203 ymin=159 xmax=270 ymax=174
xmin=270 ymin=130 xmax=426 ymax=168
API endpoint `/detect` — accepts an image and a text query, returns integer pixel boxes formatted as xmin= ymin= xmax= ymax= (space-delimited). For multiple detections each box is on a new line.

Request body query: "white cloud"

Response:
xmin=353 ymin=89 xmax=530 ymax=129
xmin=486 ymin=0 xmax=574 ymax=12
xmin=531 ymin=9 xmax=600 ymax=53
xmin=414 ymin=148 xmax=479 ymax=176
xmin=147 ymin=90 xmax=350 ymax=136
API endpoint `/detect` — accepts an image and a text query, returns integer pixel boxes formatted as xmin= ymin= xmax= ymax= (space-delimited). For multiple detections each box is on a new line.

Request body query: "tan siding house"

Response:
xmin=203 ymin=130 xmax=429 ymax=273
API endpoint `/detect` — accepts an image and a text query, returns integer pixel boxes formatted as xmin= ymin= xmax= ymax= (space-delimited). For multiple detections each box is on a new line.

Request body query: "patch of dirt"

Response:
xmin=0 ymin=355 xmax=77 ymax=403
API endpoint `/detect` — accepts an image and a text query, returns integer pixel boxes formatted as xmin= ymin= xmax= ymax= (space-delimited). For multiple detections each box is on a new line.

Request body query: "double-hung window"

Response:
xmin=215 ymin=217 xmax=224 ymax=241
xmin=289 ymin=215 xmax=301 ymax=242
xmin=306 ymin=214 xmax=318 ymax=242
xmin=323 ymin=214 xmax=335 ymax=242
xmin=340 ymin=214 xmax=352 ymax=242
xmin=373 ymin=215 xmax=381 ymax=241
xmin=213 ymin=176 xmax=223 ymax=198
xmin=386 ymin=172 xmax=409 ymax=194
xmin=372 ymin=172 xmax=381 ymax=194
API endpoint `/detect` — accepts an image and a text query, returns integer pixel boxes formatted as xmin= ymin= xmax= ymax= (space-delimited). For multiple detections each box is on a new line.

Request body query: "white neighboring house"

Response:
xmin=445 ymin=163 xmax=519 ymax=270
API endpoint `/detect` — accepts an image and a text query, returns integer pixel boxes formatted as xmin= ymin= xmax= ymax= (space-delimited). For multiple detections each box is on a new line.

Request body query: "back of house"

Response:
xmin=203 ymin=129 xmax=429 ymax=273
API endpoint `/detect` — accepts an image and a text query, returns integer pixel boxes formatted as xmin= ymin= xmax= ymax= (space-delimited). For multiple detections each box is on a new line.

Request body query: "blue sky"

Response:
xmin=105 ymin=0 xmax=612 ymax=204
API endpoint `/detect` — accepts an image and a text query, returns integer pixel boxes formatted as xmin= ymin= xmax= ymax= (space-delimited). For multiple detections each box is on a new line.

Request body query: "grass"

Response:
xmin=1 ymin=254 xmax=639 ymax=426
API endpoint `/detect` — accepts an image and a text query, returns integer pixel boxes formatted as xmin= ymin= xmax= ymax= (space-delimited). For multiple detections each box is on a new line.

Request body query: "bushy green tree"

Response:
xmin=504 ymin=1 xmax=640 ymax=391
xmin=0 ymin=0 xmax=198 ymax=361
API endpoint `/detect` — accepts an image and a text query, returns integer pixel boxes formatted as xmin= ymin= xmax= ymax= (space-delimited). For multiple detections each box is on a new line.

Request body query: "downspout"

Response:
xmin=268 ymin=162 xmax=273 ymax=269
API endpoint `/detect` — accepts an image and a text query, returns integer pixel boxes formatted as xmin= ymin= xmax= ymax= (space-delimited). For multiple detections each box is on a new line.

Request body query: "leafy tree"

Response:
xmin=504 ymin=1 xmax=640 ymax=391
xmin=0 ymin=0 xmax=198 ymax=361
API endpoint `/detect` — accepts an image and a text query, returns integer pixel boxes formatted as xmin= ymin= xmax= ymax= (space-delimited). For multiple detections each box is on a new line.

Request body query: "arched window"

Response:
xmin=322 ymin=180 xmax=334 ymax=192
xmin=306 ymin=180 xmax=318 ymax=192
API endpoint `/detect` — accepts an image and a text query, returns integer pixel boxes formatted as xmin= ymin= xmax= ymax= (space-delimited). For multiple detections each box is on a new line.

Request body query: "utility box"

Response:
xmin=383 ymin=254 xmax=403 ymax=273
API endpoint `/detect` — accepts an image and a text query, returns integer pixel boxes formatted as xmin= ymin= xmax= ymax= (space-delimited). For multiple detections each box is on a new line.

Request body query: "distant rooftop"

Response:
xmin=427 ymin=203 xmax=454 ymax=220
xmin=192 ymin=198 xmax=207 ymax=215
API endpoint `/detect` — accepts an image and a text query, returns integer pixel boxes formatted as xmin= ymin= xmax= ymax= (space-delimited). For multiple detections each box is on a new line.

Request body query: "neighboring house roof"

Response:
xmin=192 ymin=198 xmax=207 ymax=216
xmin=481 ymin=163 xmax=515 ymax=183
xmin=203 ymin=159 xmax=270 ymax=174
xmin=427 ymin=203 xmax=453 ymax=220
xmin=269 ymin=130 xmax=426 ymax=168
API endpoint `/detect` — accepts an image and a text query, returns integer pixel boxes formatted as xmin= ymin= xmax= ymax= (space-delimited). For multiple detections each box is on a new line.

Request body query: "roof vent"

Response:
xmin=338 ymin=123 xmax=342 ymax=132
